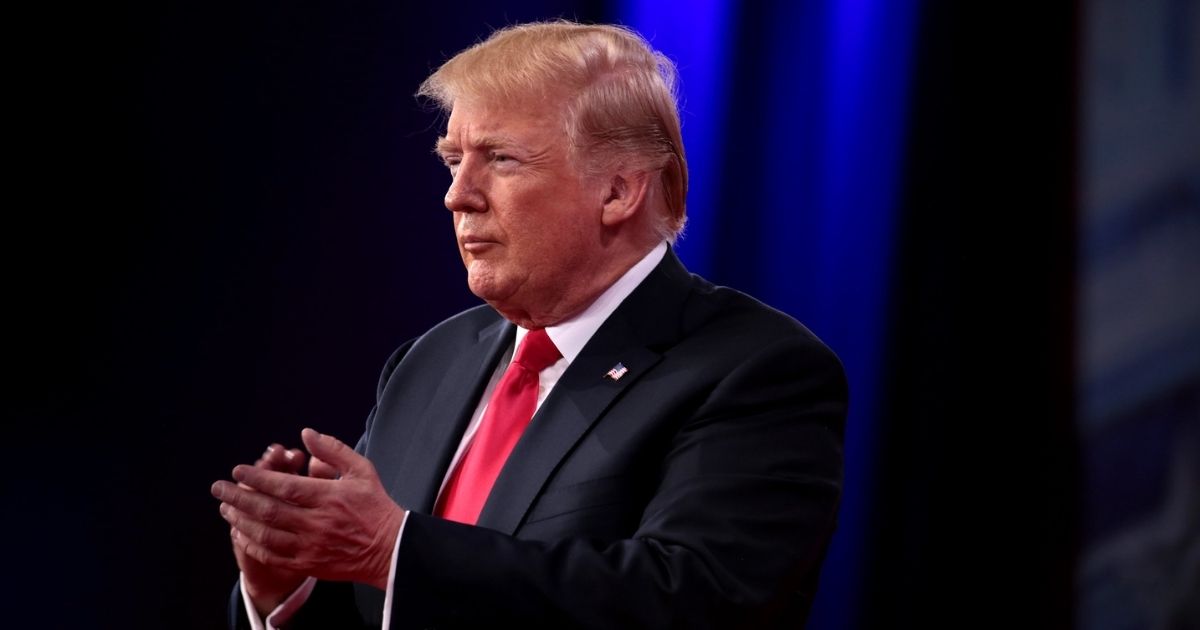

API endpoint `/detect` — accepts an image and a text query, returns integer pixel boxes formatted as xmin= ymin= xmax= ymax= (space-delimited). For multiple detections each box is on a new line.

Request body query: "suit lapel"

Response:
xmin=477 ymin=341 xmax=661 ymax=534
xmin=477 ymin=248 xmax=695 ymax=534
xmin=386 ymin=317 xmax=515 ymax=514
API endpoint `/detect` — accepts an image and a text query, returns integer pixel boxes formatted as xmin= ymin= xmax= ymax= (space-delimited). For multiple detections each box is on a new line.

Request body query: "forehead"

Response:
xmin=438 ymin=97 xmax=568 ymax=151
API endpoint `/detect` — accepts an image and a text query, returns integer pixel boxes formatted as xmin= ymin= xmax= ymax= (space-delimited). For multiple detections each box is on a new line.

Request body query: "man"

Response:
xmin=211 ymin=21 xmax=847 ymax=629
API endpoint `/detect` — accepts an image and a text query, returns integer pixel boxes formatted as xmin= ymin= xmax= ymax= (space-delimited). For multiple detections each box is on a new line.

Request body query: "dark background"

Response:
xmin=9 ymin=1 xmax=1197 ymax=628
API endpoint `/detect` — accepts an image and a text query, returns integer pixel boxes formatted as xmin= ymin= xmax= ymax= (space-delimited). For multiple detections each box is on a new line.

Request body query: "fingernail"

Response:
xmin=211 ymin=481 xmax=225 ymax=500
xmin=284 ymin=450 xmax=296 ymax=460
xmin=232 ymin=466 xmax=247 ymax=481
xmin=219 ymin=503 xmax=229 ymax=517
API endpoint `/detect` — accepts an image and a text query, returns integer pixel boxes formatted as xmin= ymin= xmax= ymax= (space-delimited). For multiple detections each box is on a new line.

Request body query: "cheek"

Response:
xmin=528 ymin=220 xmax=592 ymax=267
xmin=496 ymin=180 xmax=600 ymax=256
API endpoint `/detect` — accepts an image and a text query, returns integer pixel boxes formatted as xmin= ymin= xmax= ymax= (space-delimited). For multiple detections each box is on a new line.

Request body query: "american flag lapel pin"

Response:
xmin=604 ymin=362 xmax=629 ymax=381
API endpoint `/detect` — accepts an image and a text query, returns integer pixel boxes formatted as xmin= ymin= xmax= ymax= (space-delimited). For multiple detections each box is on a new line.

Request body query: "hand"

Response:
xmin=221 ymin=444 xmax=311 ymax=615
xmin=211 ymin=428 xmax=406 ymax=592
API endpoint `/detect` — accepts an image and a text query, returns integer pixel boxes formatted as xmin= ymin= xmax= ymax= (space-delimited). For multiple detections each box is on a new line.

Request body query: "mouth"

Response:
xmin=460 ymin=236 xmax=500 ymax=253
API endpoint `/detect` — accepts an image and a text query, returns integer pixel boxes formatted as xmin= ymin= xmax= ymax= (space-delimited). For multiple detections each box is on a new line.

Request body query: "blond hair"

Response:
xmin=417 ymin=20 xmax=688 ymax=241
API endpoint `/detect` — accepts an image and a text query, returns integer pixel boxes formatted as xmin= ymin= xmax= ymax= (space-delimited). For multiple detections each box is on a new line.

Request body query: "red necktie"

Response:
xmin=436 ymin=328 xmax=561 ymax=525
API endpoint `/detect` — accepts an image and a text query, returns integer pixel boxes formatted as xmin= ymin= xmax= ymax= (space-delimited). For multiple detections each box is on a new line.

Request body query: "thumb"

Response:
xmin=301 ymin=428 xmax=370 ymax=479
xmin=308 ymin=455 xmax=340 ymax=480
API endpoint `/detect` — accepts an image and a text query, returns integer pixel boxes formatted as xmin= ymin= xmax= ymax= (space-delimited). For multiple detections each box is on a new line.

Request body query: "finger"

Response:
xmin=308 ymin=455 xmax=339 ymax=480
xmin=231 ymin=527 xmax=303 ymax=573
xmin=231 ymin=465 xmax=326 ymax=507
xmin=262 ymin=445 xmax=306 ymax=474
xmin=301 ymin=428 xmax=371 ymax=479
xmin=212 ymin=482 xmax=306 ymax=528
xmin=220 ymin=503 xmax=302 ymax=554
xmin=261 ymin=444 xmax=287 ymax=467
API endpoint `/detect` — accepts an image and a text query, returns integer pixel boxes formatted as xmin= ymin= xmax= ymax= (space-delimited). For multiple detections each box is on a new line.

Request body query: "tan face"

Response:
xmin=436 ymin=98 xmax=609 ymax=325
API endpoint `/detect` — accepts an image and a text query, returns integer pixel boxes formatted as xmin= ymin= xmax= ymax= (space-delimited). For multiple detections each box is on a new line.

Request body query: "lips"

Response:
xmin=460 ymin=235 xmax=500 ymax=253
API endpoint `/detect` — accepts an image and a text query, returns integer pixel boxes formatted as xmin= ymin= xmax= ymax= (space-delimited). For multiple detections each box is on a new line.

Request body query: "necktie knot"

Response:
xmin=513 ymin=328 xmax=560 ymax=373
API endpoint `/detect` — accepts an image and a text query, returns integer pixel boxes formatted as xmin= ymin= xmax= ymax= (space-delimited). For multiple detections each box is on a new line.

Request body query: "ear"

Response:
xmin=601 ymin=170 xmax=651 ymax=228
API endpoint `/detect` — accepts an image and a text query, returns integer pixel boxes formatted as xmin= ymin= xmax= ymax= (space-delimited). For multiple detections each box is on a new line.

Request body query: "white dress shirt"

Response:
xmin=243 ymin=241 xmax=668 ymax=629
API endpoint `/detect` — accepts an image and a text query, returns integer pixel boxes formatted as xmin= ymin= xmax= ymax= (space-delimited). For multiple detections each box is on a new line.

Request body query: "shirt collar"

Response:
xmin=514 ymin=241 xmax=668 ymax=363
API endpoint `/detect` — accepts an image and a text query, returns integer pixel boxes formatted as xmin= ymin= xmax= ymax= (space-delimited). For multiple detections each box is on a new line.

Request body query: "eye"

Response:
xmin=490 ymin=152 xmax=517 ymax=166
xmin=441 ymin=155 xmax=461 ymax=175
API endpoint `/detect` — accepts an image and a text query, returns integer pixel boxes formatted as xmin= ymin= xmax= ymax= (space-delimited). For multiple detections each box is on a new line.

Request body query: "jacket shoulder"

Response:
xmin=686 ymin=278 xmax=842 ymax=366
xmin=375 ymin=304 xmax=504 ymax=392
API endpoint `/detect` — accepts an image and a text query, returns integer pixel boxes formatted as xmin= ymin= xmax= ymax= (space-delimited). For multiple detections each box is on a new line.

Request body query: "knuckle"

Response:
xmin=276 ymin=532 xmax=299 ymax=555
xmin=258 ymin=526 xmax=277 ymax=549
xmin=281 ymin=486 xmax=302 ymax=505
xmin=230 ymin=492 xmax=252 ymax=514
xmin=248 ymin=542 xmax=270 ymax=564
xmin=238 ymin=515 xmax=265 ymax=540
xmin=261 ymin=500 xmax=279 ymax=525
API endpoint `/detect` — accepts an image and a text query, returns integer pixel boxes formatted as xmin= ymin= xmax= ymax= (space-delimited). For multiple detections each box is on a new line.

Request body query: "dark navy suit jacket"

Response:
xmin=231 ymin=249 xmax=847 ymax=629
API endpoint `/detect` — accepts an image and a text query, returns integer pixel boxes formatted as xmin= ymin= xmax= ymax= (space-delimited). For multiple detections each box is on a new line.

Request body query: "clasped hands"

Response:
xmin=211 ymin=428 xmax=405 ymax=613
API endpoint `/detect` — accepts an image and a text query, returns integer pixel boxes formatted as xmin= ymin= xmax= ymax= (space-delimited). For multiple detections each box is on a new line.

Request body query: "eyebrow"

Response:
xmin=434 ymin=134 xmax=524 ymax=156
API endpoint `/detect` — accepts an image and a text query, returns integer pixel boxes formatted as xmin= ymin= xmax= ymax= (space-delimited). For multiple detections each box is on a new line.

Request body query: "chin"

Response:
xmin=466 ymin=270 xmax=507 ymax=303
xmin=468 ymin=274 xmax=533 ymax=321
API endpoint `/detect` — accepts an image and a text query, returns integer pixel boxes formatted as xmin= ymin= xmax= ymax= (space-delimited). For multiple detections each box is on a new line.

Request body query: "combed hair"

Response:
xmin=417 ymin=20 xmax=688 ymax=242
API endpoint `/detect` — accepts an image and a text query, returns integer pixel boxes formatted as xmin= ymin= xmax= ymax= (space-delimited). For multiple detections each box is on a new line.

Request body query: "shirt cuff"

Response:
xmin=239 ymin=573 xmax=317 ymax=630
xmin=380 ymin=510 xmax=410 ymax=630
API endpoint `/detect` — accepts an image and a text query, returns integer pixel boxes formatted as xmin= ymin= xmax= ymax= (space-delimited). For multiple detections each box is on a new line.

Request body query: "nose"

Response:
xmin=444 ymin=157 xmax=487 ymax=214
